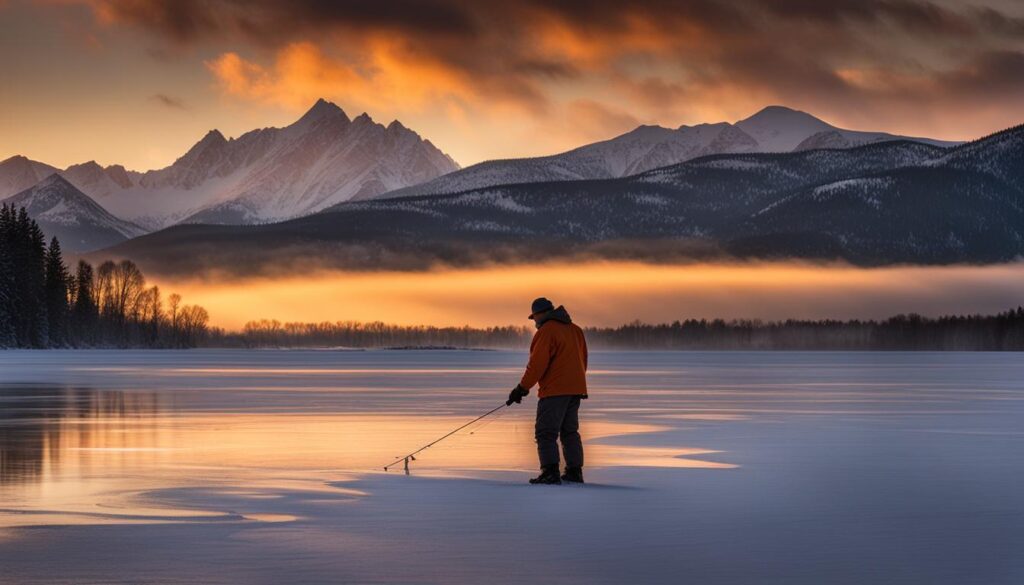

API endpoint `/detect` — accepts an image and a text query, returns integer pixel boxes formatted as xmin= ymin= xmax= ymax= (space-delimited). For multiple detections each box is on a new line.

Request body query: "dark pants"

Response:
xmin=535 ymin=395 xmax=584 ymax=468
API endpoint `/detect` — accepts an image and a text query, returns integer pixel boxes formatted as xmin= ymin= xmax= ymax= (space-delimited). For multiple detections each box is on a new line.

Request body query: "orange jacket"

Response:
xmin=519 ymin=310 xmax=588 ymax=398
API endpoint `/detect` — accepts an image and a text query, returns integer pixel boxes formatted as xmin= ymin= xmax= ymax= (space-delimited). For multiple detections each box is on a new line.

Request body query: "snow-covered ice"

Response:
xmin=1 ymin=350 xmax=1023 ymax=584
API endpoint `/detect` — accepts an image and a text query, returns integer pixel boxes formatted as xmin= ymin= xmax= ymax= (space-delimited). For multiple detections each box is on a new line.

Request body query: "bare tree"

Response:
xmin=136 ymin=285 xmax=162 ymax=344
xmin=95 ymin=261 xmax=115 ymax=320
xmin=113 ymin=260 xmax=145 ymax=325
xmin=168 ymin=293 xmax=181 ymax=346
xmin=178 ymin=305 xmax=209 ymax=347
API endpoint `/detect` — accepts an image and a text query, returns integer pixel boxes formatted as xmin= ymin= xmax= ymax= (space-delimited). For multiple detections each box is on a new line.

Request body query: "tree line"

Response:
xmin=228 ymin=309 xmax=1024 ymax=351
xmin=586 ymin=310 xmax=1024 ymax=350
xmin=229 ymin=320 xmax=531 ymax=349
xmin=0 ymin=205 xmax=210 ymax=348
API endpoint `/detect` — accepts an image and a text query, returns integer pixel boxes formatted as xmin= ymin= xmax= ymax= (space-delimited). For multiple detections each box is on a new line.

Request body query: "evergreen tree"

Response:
xmin=24 ymin=210 xmax=49 ymax=347
xmin=0 ymin=205 xmax=16 ymax=347
xmin=71 ymin=260 xmax=98 ymax=346
xmin=7 ymin=207 xmax=48 ymax=347
xmin=44 ymin=237 xmax=70 ymax=347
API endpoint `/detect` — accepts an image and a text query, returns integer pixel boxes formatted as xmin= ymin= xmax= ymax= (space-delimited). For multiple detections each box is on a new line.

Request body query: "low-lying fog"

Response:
xmin=158 ymin=261 xmax=1024 ymax=329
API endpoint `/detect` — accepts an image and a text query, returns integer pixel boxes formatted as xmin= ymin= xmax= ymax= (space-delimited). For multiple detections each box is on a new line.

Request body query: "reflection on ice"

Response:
xmin=650 ymin=413 xmax=751 ymax=421
xmin=0 ymin=387 xmax=162 ymax=484
xmin=0 ymin=383 xmax=733 ymax=530
xmin=596 ymin=446 xmax=738 ymax=468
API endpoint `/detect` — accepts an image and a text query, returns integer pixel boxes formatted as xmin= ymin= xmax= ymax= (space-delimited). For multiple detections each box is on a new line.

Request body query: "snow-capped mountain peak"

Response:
xmin=2 ymin=174 xmax=146 ymax=251
xmin=387 ymin=119 xmax=409 ymax=132
xmin=0 ymin=155 xmax=59 ymax=198
xmin=375 ymin=105 xmax=963 ymax=200
xmin=0 ymin=100 xmax=460 ymax=229
xmin=137 ymin=101 xmax=460 ymax=225
xmin=103 ymin=164 xmax=134 ymax=189
xmin=290 ymin=98 xmax=350 ymax=133
xmin=349 ymin=113 xmax=378 ymax=131
xmin=181 ymin=129 xmax=228 ymax=160
xmin=735 ymin=105 xmax=833 ymax=151
xmin=301 ymin=98 xmax=346 ymax=121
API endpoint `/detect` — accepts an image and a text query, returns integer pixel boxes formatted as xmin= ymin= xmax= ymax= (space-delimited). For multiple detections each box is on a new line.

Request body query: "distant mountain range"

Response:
xmin=2 ymin=175 xmax=146 ymax=252
xmin=5 ymin=100 xmax=1014 ymax=266
xmin=376 ymin=105 xmax=961 ymax=200
xmin=96 ymin=122 xmax=1023 ymax=275
xmin=0 ymin=99 xmax=458 ymax=231
xmin=0 ymin=104 xmax=959 ymax=238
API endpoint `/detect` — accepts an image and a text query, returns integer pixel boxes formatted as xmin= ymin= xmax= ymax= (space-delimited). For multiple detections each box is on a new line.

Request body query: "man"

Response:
xmin=507 ymin=297 xmax=588 ymax=485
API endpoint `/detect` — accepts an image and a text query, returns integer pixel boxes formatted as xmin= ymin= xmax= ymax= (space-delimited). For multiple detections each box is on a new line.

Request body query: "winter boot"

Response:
xmin=529 ymin=465 xmax=562 ymax=485
xmin=561 ymin=466 xmax=584 ymax=484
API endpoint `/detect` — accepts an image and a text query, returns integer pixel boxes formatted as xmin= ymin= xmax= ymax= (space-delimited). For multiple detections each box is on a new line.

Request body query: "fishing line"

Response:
xmin=383 ymin=402 xmax=509 ymax=473
xmin=468 ymin=404 xmax=508 ymax=435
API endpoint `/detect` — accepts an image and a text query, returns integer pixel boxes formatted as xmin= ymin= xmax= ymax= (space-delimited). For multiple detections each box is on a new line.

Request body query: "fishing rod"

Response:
xmin=383 ymin=401 xmax=509 ymax=474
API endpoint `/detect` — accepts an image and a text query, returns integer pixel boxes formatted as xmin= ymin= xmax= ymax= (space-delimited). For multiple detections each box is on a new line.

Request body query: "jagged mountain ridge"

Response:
xmin=1 ymin=103 xmax=960 ymax=230
xmin=0 ymin=155 xmax=61 ymax=199
xmin=2 ymin=174 xmax=146 ymax=252
xmin=376 ymin=105 xmax=961 ymax=200
xmin=0 ymin=99 xmax=460 ymax=229
xmin=96 ymin=123 xmax=1023 ymax=275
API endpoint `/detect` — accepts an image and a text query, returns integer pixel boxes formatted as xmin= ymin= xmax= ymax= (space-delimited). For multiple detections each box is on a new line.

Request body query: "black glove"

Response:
xmin=506 ymin=384 xmax=529 ymax=406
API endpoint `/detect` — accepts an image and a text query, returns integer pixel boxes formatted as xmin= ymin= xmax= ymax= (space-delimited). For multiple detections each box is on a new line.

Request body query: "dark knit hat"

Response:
xmin=529 ymin=297 xmax=555 ymax=319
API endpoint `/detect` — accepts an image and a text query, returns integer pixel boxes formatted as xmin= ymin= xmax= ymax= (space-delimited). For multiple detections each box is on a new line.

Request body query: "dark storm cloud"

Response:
xmin=972 ymin=6 xmax=1024 ymax=36
xmin=91 ymin=0 xmax=1024 ymax=64
xmin=945 ymin=50 xmax=1024 ymax=93
xmin=536 ymin=0 xmax=752 ymax=34
xmin=84 ymin=0 xmax=1024 ymax=135
xmin=94 ymin=0 xmax=1024 ymax=41
xmin=99 ymin=0 xmax=220 ymax=43
xmin=96 ymin=0 xmax=481 ymax=44
xmin=760 ymin=0 xmax=977 ymax=35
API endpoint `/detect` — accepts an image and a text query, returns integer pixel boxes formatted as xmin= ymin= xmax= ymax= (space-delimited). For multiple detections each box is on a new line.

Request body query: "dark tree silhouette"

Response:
xmin=0 ymin=205 xmax=15 ymax=347
xmin=70 ymin=260 xmax=99 ymax=345
xmin=2 ymin=206 xmax=49 ymax=347
xmin=44 ymin=237 xmax=70 ymax=347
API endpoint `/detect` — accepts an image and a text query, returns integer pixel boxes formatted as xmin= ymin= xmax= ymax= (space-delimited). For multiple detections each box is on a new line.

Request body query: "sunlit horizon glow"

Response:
xmin=2 ymin=0 xmax=1023 ymax=170
xmin=155 ymin=261 xmax=1024 ymax=331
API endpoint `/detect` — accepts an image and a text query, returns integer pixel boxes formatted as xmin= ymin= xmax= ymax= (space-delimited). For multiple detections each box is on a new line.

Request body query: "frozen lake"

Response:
xmin=1 ymin=350 xmax=1023 ymax=584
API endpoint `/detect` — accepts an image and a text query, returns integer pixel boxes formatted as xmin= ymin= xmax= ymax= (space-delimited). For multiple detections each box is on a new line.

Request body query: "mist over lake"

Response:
xmin=158 ymin=261 xmax=1024 ymax=330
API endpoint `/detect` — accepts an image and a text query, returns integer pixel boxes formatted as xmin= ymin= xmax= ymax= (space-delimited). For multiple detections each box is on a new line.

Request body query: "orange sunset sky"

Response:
xmin=2 ymin=0 xmax=1023 ymax=172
